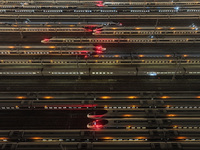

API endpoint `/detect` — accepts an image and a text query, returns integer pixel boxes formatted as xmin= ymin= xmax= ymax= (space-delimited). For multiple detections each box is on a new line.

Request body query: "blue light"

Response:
xmin=149 ymin=35 xmax=154 ymax=39
xmin=148 ymin=72 xmax=157 ymax=76
xmin=174 ymin=7 xmax=179 ymax=10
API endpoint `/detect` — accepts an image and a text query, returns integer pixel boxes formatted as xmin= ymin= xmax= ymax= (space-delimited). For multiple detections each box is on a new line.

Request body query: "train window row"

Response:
xmin=104 ymin=106 xmax=137 ymax=109
xmin=1 ymin=60 xmax=200 ymax=64
xmin=43 ymin=10 xmax=63 ymax=12
xmin=111 ymin=139 xmax=147 ymax=141
xmin=92 ymin=72 xmax=113 ymax=75
xmin=0 ymin=28 xmax=85 ymax=32
xmin=15 ymin=10 xmax=35 ymax=13
xmin=51 ymin=72 xmax=85 ymax=75
xmin=189 ymin=72 xmax=200 ymax=74
xmin=0 ymin=51 xmax=10 ymax=54
xmin=97 ymin=31 xmax=198 ymax=34
xmin=0 ymin=72 xmax=37 ymax=74
xmin=1 ymin=107 xmax=16 ymax=109
xmin=130 ymin=10 xmax=150 ymax=13
xmin=159 ymin=10 xmax=177 ymax=13
xmin=24 ymin=51 xmax=49 ymax=54
xmin=156 ymin=72 xmax=175 ymax=74
xmin=167 ymin=106 xmax=200 ymax=109
xmin=1 ymin=61 xmax=31 ymax=63
xmin=187 ymin=10 xmax=200 ymax=12
xmin=103 ymin=2 xmax=200 ymax=6
xmin=0 ymin=51 xmax=88 ymax=55
xmin=126 ymin=126 xmax=146 ymax=129
xmin=2 ymin=9 xmax=200 ymax=14
xmin=74 ymin=10 xmax=92 ymax=13
xmin=1 ymin=71 xmax=200 ymax=75
xmin=173 ymin=126 xmax=200 ymax=129
xmin=48 ymin=38 xmax=200 ymax=43
xmin=45 ymin=106 xmax=83 ymax=109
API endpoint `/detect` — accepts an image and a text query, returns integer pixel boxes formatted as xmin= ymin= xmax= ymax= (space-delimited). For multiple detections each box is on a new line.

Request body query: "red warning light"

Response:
xmin=96 ymin=1 xmax=104 ymax=7
xmin=43 ymin=38 xmax=49 ymax=42
xmin=96 ymin=50 xmax=103 ymax=54
xmin=85 ymin=28 xmax=93 ymax=32
xmin=96 ymin=4 xmax=104 ymax=7
xmin=96 ymin=45 xmax=102 ymax=50
xmin=93 ymin=120 xmax=103 ymax=129
xmin=94 ymin=124 xmax=103 ymax=128
xmin=80 ymin=51 xmax=89 ymax=53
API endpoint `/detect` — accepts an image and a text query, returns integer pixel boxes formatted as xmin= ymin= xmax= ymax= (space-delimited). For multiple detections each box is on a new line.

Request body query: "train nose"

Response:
xmin=41 ymin=39 xmax=50 ymax=43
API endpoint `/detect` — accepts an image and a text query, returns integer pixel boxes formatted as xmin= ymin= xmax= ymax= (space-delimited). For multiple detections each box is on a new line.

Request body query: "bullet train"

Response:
xmin=41 ymin=37 xmax=200 ymax=44
xmin=0 ymin=65 xmax=200 ymax=76
xmin=93 ymin=26 xmax=200 ymax=36
xmin=87 ymin=118 xmax=200 ymax=129
xmin=87 ymin=109 xmax=200 ymax=119
xmin=0 ymin=45 xmax=106 ymax=55
xmin=103 ymin=1 xmax=200 ymax=7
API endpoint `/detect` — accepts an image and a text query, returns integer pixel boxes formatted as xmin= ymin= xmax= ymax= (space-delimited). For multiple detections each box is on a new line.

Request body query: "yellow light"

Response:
xmin=166 ymin=105 xmax=170 ymax=108
xmin=16 ymin=96 xmax=26 ymax=99
xmin=165 ymin=55 xmax=171 ymax=57
xmin=44 ymin=105 xmax=48 ymax=108
xmin=104 ymin=105 xmax=108 ymax=108
xmin=31 ymin=137 xmax=42 ymax=140
xmin=77 ymin=46 xmax=83 ymax=48
xmin=15 ymin=106 xmax=19 ymax=108
xmin=24 ymin=46 xmax=31 ymax=49
xmin=69 ymin=25 xmax=75 ymax=27
xmin=167 ymin=114 xmax=176 ymax=117
xmin=135 ymin=28 xmax=141 ymax=30
xmin=46 ymin=25 xmax=52 ymax=27
xmin=177 ymin=136 xmax=187 ymax=140
xmin=183 ymin=55 xmax=188 ymax=57
xmin=136 ymin=137 xmax=146 ymax=139
xmin=49 ymin=46 xmax=56 ymax=49
xmin=196 ymin=96 xmax=200 ymax=98
xmin=160 ymin=96 xmax=170 ymax=99
xmin=173 ymin=125 xmax=178 ymax=128
xmin=128 ymin=96 xmax=137 ymax=99
xmin=103 ymin=137 xmax=113 ymax=140
xmin=114 ymin=55 xmax=119 ymax=57
xmin=156 ymin=27 xmax=162 ymax=29
xmin=100 ymin=96 xmax=111 ymax=99
xmin=138 ymin=55 xmax=144 ymax=57
xmin=43 ymin=96 xmax=53 ymax=99
xmin=26 ymin=25 xmax=30 ymax=27
xmin=93 ymin=55 xmax=99 ymax=58
xmin=13 ymin=25 xmax=17 ymax=27
xmin=112 ymin=28 xmax=117 ymax=30
xmin=170 ymin=27 xmax=175 ymax=29
xmin=123 ymin=114 xmax=133 ymax=117
xmin=8 ymin=46 xmax=15 ymax=49
xmin=0 ymin=137 xmax=8 ymax=140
